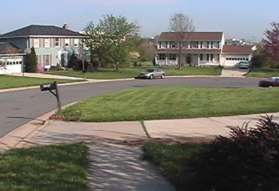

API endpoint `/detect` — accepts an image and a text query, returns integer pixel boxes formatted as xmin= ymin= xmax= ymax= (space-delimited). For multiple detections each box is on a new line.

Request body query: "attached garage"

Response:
xmin=221 ymin=45 xmax=255 ymax=68
xmin=0 ymin=42 xmax=25 ymax=74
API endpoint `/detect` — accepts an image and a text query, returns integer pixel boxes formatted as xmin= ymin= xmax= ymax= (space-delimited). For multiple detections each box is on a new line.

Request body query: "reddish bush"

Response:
xmin=185 ymin=116 xmax=279 ymax=191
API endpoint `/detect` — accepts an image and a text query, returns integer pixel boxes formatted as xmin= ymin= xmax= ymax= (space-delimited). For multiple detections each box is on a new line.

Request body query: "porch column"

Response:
xmin=165 ymin=54 xmax=168 ymax=65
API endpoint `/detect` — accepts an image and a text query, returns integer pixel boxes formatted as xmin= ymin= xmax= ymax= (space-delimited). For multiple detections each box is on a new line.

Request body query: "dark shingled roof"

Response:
xmin=0 ymin=42 xmax=24 ymax=55
xmin=222 ymin=45 xmax=254 ymax=55
xmin=0 ymin=25 xmax=83 ymax=38
xmin=159 ymin=32 xmax=223 ymax=41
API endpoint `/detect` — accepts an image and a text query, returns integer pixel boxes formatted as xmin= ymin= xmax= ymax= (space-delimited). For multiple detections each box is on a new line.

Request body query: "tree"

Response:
xmin=251 ymin=44 xmax=275 ymax=69
xmin=83 ymin=23 xmax=105 ymax=70
xmin=169 ymin=13 xmax=195 ymax=69
xmin=98 ymin=15 xmax=139 ymax=70
xmin=263 ymin=22 xmax=279 ymax=68
xmin=84 ymin=15 xmax=139 ymax=71
xmin=25 ymin=47 xmax=37 ymax=72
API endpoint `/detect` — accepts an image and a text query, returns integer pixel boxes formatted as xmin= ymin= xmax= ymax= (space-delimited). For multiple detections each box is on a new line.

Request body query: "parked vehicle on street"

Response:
xmin=259 ymin=77 xmax=279 ymax=87
xmin=239 ymin=61 xmax=250 ymax=69
xmin=136 ymin=68 xmax=166 ymax=79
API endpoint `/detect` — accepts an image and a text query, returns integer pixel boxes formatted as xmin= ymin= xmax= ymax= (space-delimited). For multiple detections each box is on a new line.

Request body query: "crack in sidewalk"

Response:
xmin=140 ymin=121 xmax=151 ymax=139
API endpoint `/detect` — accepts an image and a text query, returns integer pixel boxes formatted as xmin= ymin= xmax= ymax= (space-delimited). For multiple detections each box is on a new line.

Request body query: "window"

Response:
xmin=65 ymin=39 xmax=70 ymax=46
xmin=55 ymin=38 xmax=60 ymax=47
xmin=199 ymin=42 xmax=203 ymax=49
xmin=207 ymin=42 xmax=210 ymax=48
xmin=168 ymin=54 xmax=177 ymax=60
xmin=216 ymin=42 xmax=220 ymax=49
xmin=43 ymin=55 xmax=51 ymax=66
xmin=44 ymin=39 xmax=50 ymax=48
xmin=158 ymin=54 xmax=166 ymax=60
xmin=206 ymin=54 xmax=210 ymax=61
xmin=170 ymin=42 xmax=176 ymax=48
xmin=183 ymin=42 xmax=189 ymax=48
xmin=200 ymin=54 xmax=203 ymax=61
xmin=74 ymin=39 xmax=79 ymax=47
xmin=33 ymin=39 xmax=40 ymax=48
xmin=210 ymin=42 xmax=214 ymax=48
xmin=190 ymin=41 xmax=199 ymax=48
xmin=210 ymin=54 xmax=214 ymax=61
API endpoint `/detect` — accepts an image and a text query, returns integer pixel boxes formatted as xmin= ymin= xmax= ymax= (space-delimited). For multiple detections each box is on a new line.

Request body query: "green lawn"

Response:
xmin=247 ymin=68 xmax=279 ymax=78
xmin=143 ymin=142 xmax=204 ymax=190
xmin=48 ymin=66 xmax=222 ymax=80
xmin=0 ymin=144 xmax=88 ymax=191
xmin=0 ymin=75 xmax=80 ymax=90
xmin=60 ymin=87 xmax=279 ymax=122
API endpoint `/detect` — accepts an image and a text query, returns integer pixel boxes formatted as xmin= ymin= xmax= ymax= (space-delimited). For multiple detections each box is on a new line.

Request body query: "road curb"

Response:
xmin=0 ymin=78 xmax=136 ymax=93
xmin=0 ymin=111 xmax=55 ymax=152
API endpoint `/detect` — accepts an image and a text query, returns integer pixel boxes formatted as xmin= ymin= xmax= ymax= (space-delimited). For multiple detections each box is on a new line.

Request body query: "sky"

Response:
xmin=0 ymin=0 xmax=278 ymax=41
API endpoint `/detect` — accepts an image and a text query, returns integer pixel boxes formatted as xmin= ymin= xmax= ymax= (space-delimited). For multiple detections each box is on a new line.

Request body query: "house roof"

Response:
xmin=0 ymin=25 xmax=83 ymax=38
xmin=159 ymin=32 xmax=223 ymax=41
xmin=0 ymin=42 xmax=24 ymax=55
xmin=222 ymin=45 xmax=254 ymax=55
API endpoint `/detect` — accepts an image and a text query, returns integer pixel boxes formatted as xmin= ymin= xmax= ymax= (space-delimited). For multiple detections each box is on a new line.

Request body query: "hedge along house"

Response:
xmin=156 ymin=32 xmax=255 ymax=68
xmin=0 ymin=42 xmax=25 ymax=74
xmin=0 ymin=25 xmax=84 ymax=73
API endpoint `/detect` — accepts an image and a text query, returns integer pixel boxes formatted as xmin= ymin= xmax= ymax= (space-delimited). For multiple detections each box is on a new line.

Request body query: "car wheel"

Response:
xmin=150 ymin=75 xmax=154 ymax=80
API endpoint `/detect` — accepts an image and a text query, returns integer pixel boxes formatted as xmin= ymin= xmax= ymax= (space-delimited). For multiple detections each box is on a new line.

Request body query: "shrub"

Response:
xmin=186 ymin=116 xmax=279 ymax=191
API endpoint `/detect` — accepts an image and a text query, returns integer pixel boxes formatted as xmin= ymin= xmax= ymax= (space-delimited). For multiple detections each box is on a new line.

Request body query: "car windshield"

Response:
xmin=271 ymin=77 xmax=279 ymax=81
xmin=146 ymin=69 xmax=155 ymax=72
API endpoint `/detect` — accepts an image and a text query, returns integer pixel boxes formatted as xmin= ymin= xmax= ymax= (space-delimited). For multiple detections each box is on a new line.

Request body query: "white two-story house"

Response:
xmin=0 ymin=24 xmax=84 ymax=73
xmin=156 ymin=32 xmax=254 ymax=67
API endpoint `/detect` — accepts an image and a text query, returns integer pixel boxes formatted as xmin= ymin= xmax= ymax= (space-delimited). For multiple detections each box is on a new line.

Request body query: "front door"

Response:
xmin=186 ymin=54 xmax=192 ymax=65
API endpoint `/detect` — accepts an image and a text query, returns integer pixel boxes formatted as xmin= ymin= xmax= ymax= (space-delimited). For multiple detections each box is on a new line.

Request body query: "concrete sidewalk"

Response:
xmin=88 ymin=142 xmax=175 ymax=191
xmin=1 ymin=112 xmax=278 ymax=151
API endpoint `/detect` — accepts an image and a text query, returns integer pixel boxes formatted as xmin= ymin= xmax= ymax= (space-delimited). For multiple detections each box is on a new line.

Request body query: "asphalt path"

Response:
xmin=0 ymin=77 xmax=261 ymax=137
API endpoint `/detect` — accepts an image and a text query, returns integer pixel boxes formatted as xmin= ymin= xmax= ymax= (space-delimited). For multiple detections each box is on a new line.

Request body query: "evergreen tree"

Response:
xmin=25 ymin=47 xmax=38 ymax=72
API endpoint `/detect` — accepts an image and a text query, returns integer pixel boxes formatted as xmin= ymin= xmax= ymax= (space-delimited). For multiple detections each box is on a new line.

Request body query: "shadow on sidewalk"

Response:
xmin=87 ymin=142 xmax=175 ymax=191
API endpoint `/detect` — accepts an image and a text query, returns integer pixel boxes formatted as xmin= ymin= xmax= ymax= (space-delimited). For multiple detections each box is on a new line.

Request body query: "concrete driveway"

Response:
xmin=0 ymin=77 xmax=262 ymax=138
xmin=221 ymin=68 xmax=249 ymax=77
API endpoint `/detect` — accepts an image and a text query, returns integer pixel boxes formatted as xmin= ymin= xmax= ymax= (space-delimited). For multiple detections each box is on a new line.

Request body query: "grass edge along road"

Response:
xmin=60 ymin=86 xmax=279 ymax=122
xmin=247 ymin=68 xmax=279 ymax=78
xmin=0 ymin=75 xmax=83 ymax=90
xmin=48 ymin=67 xmax=222 ymax=80
xmin=0 ymin=143 xmax=88 ymax=191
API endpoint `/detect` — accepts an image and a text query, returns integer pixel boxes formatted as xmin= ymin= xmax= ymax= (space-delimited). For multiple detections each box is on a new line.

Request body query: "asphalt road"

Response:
xmin=0 ymin=77 xmax=261 ymax=138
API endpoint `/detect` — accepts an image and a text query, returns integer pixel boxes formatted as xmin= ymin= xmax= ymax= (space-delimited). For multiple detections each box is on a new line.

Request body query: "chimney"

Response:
xmin=62 ymin=24 xmax=69 ymax=30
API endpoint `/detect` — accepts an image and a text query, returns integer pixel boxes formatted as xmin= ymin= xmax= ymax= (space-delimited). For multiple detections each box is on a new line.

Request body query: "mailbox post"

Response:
xmin=40 ymin=81 xmax=62 ymax=112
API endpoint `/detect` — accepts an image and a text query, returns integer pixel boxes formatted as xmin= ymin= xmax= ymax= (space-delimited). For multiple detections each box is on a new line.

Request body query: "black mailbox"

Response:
xmin=40 ymin=81 xmax=62 ymax=112
xmin=40 ymin=83 xmax=56 ymax=92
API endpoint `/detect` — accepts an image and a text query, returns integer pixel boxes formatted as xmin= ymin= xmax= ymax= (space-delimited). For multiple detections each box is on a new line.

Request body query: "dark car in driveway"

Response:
xmin=136 ymin=68 xmax=166 ymax=79
xmin=259 ymin=77 xmax=279 ymax=87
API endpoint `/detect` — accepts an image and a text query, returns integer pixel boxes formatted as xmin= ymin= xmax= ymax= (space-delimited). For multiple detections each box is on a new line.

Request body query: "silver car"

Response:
xmin=136 ymin=68 xmax=166 ymax=79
